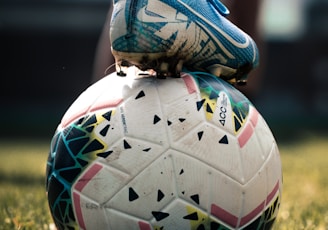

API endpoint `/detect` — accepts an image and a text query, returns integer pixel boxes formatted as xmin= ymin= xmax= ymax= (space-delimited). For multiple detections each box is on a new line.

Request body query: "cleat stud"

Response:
xmin=117 ymin=71 xmax=127 ymax=77
xmin=115 ymin=62 xmax=128 ymax=77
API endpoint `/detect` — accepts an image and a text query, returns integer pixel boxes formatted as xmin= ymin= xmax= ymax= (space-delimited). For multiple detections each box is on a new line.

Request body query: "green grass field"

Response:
xmin=1 ymin=135 xmax=327 ymax=230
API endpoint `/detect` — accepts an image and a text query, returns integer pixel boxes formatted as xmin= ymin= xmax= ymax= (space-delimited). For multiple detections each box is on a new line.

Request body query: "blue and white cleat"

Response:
xmin=110 ymin=0 xmax=259 ymax=84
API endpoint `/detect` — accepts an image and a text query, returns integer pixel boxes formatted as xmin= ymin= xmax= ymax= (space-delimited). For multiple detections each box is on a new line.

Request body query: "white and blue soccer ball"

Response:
xmin=46 ymin=67 xmax=282 ymax=230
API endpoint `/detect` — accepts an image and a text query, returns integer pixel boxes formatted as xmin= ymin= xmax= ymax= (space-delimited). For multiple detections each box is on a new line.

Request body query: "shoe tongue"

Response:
xmin=208 ymin=0 xmax=230 ymax=16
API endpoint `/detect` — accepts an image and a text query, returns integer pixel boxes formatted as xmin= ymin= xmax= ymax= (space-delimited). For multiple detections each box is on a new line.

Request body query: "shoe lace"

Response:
xmin=208 ymin=0 xmax=230 ymax=16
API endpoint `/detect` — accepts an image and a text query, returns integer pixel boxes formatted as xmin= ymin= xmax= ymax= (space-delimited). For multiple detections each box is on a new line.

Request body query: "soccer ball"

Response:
xmin=46 ymin=67 xmax=282 ymax=230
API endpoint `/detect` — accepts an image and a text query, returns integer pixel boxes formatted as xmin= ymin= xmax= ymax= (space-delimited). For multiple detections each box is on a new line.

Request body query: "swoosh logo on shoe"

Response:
xmin=176 ymin=0 xmax=250 ymax=49
xmin=137 ymin=6 xmax=170 ymax=23
xmin=137 ymin=1 xmax=188 ymax=23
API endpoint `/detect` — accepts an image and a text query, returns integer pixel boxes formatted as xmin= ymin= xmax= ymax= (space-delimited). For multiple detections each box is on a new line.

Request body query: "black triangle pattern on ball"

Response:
xmin=82 ymin=139 xmax=104 ymax=154
xmin=209 ymin=90 xmax=218 ymax=100
xmin=206 ymin=103 xmax=214 ymax=114
xmin=85 ymin=126 xmax=94 ymax=133
xmin=153 ymin=115 xmax=161 ymax=124
xmin=46 ymin=110 xmax=113 ymax=229
xmin=66 ymin=127 xmax=86 ymax=141
xmin=82 ymin=114 xmax=97 ymax=128
xmin=102 ymin=110 xmax=113 ymax=121
xmin=54 ymin=136 xmax=75 ymax=170
xmin=179 ymin=118 xmax=186 ymax=123
xmin=59 ymin=168 xmax=82 ymax=184
xmin=129 ymin=187 xmax=139 ymax=202
xmin=75 ymin=117 xmax=85 ymax=125
xmin=135 ymin=90 xmax=146 ymax=99
xmin=157 ymin=189 xmax=165 ymax=202
xmin=197 ymin=224 xmax=205 ymax=230
xmin=196 ymin=99 xmax=206 ymax=111
xmin=97 ymin=150 xmax=113 ymax=158
xmin=183 ymin=212 xmax=199 ymax=220
xmin=219 ymin=135 xmax=229 ymax=144
xmin=77 ymin=158 xmax=88 ymax=167
xmin=197 ymin=131 xmax=204 ymax=141
xmin=100 ymin=124 xmax=110 ymax=137
xmin=123 ymin=139 xmax=132 ymax=149
xmin=143 ymin=147 xmax=152 ymax=152
xmin=68 ymin=137 xmax=90 ymax=156
xmin=152 ymin=211 xmax=170 ymax=221
xmin=190 ymin=194 xmax=200 ymax=205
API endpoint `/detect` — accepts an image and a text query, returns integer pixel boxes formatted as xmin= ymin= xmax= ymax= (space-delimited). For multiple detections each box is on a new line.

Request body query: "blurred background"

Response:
xmin=1 ymin=0 xmax=328 ymax=142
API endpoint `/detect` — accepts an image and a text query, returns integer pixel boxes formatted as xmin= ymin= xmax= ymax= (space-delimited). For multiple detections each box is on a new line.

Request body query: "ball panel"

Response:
xmin=106 ymin=209 xmax=146 ymax=229
xmin=106 ymin=151 xmax=176 ymax=220
xmin=119 ymin=85 xmax=169 ymax=145
xmin=73 ymin=162 xmax=130 ymax=204
xmin=210 ymin=169 xmax=243 ymax=228
xmin=72 ymin=191 xmax=109 ymax=229
xmin=163 ymin=88 xmax=205 ymax=143
xmin=172 ymin=151 xmax=211 ymax=212
xmin=102 ymin=137 xmax=168 ymax=176
xmin=173 ymin=123 xmax=244 ymax=183
xmin=156 ymin=74 xmax=197 ymax=104
xmin=239 ymin=171 xmax=267 ymax=227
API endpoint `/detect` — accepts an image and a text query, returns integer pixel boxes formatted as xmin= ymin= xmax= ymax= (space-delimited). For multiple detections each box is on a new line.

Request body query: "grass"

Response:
xmin=273 ymin=135 xmax=328 ymax=230
xmin=0 ymin=140 xmax=52 ymax=230
xmin=0 ymin=135 xmax=328 ymax=229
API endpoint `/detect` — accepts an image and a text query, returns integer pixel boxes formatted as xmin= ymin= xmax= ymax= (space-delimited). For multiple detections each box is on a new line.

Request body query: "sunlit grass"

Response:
xmin=273 ymin=137 xmax=328 ymax=230
xmin=0 ymin=136 xmax=327 ymax=229
xmin=0 ymin=140 xmax=52 ymax=230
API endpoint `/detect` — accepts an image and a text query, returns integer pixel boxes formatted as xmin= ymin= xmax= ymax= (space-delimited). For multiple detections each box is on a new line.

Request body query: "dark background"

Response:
xmin=1 ymin=0 xmax=328 ymax=141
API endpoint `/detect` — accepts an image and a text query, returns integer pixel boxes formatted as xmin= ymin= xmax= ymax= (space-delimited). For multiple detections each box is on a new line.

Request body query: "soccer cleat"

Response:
xmin=110 ymin=0 xmax=259 ymax=83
